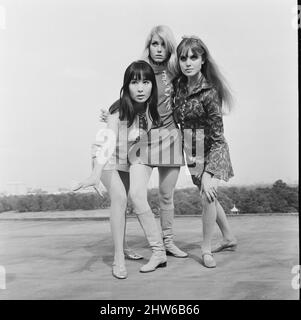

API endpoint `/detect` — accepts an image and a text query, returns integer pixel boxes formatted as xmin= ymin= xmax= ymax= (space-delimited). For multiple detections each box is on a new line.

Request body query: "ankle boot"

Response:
xmin=160 ymin=208 xmax=188 ymax=258
xmin=136 ymin=210 xmax=167 ymax=273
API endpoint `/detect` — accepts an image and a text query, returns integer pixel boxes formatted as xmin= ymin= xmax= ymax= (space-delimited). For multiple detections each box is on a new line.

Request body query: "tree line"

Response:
xmin=0 ymin=180 xmax=298 ymax=215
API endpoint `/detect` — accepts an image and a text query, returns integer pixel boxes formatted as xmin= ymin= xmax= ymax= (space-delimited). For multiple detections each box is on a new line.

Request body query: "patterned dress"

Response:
xmin=172 ymin=75 xmax=234 ymax=185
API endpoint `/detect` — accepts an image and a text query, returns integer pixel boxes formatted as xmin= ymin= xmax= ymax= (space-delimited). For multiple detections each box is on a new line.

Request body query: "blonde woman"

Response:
xmin=129 ymin=25 xmax=188 ymax=259
xmin=99 ymin=26 xmax=188 ymax=262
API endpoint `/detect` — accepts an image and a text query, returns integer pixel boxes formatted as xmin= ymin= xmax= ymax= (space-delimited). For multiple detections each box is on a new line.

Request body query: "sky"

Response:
xmin=0 ymin=0 xmax=299 ymax=193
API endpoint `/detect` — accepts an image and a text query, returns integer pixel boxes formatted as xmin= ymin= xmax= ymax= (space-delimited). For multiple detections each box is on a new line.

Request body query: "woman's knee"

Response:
xmin=159 ymin=189 xmax=174 ymax=209
xmin=129 ymin=188 xmax=149 ymax=213
xmin=200 ymin=192 xmax=217 ymax=208
xmin=110 ymin=189 xmax=127 ymax=208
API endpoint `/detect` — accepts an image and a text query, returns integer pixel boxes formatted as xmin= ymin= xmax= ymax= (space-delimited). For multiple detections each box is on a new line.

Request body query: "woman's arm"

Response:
xmin=72 ymin=111 xmax=120 ymax=193
xmin=92 ymin=112 xmax=119 ymax=170
xmin=199 ymin=88 xmax=233 ymax=201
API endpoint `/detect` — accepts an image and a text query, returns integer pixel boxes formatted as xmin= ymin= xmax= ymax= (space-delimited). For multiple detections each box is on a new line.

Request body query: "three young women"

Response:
xmin=76 ymin=27 xmax=238 ymax=274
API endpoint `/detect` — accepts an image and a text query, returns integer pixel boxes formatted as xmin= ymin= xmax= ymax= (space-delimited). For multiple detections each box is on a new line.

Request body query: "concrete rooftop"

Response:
xmin=0 ymin=214 xmax=299 ymax=300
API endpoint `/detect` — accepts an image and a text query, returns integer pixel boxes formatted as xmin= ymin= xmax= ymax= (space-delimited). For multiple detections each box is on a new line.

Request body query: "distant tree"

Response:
xmin=40 ymin=195 xmax=57 ymax=211
xmin=0 ymin=180 xmax=298 ymax=214
xmin=56 ymin=195 xmax=67 ymax=211
xmin=217 ymin=191 xmax=233 ymax=214
xmin=15 ymin=196 xmax=29 ymax=212
xmin=272 ymin=179 xmax=288 ymax=192
xmin=175 ymin=198 xmax=201 ymax=215
xmin=0 ymin=196 xmax=12 ymax=212
xmin=26 ymin=195 xmax=41 ymax=212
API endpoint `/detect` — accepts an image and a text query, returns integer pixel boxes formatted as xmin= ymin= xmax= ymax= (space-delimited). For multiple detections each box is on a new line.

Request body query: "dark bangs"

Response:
xmin=129 ymin=62 xmax=155 ymax=82
xmin=119 ymin=60 xmax=160 ymax=128
xmin=177 ymin=38 xmax=205 ymax=59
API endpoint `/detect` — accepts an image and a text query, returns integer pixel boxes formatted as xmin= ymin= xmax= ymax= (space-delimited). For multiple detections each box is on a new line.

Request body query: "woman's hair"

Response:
xmin=176 ymin=36 xmax=233 ymax=112
xmin=110 ymin=60 xmax=160 ymax=128
xmin=141 ymin=25 xmax=178 ymax=80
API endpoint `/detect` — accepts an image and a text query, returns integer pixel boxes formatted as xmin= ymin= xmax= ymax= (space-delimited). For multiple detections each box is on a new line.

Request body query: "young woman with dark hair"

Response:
xmin=74 ymin=61 xmax=166 ymax=278
xmin=172 ymin=36 xmax=237 ymax=268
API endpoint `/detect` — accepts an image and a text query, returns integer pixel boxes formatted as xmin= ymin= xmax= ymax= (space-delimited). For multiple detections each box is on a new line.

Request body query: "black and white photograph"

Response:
xmin=0 ymin=0 xmax=299 ymax=304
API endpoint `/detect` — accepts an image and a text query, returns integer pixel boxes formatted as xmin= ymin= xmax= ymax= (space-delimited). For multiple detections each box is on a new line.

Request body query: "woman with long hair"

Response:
xmin=128 ymin=25 xmax=188 ymax=260
xmin=101 ymin=26 xmax=188 ymax=262
xmin=75 ymin=60 xmax=166 ymax=278
xmin=172 ymin=36 xmax=237 ymax=268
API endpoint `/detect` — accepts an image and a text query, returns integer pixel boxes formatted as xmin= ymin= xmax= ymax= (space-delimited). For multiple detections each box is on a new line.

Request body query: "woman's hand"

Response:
xmin=200 ymin=172 xmax=219 ymax=202
xmin=99 ymin=107 xmax=109 ymax=123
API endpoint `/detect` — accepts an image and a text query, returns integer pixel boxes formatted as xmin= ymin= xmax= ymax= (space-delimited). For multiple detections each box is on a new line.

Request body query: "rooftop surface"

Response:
xmin=0 ymin=213 xmax=299 ymax=300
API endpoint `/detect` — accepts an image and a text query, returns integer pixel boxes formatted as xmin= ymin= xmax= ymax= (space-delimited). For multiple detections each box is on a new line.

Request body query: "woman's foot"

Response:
xmin=112 ymin=262 xmax=128 ymax=279
xmin=165 ymin=242 xmax=188 ymax=258
xmin=140 ymin=251 xmax=167 ymax=273
xmin=212 ymin=238 xmax=237 ymax=253
xmin=201 ymin=251 xmax=216 ymax=268
xmin=112 ymin=255 xmax=127 ymax=279
xmin=124 ymin=248 xmax=144 ymax=260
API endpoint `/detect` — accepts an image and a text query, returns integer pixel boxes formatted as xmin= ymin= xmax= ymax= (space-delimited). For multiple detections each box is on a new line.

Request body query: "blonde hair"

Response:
xmin=141 ymin=25 xmax=178 ymax=80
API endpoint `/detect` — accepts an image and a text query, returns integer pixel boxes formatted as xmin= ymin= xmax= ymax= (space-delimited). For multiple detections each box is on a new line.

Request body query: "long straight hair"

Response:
xmin=141 ymin=25 xmax=178 ymax=80
xmin=176 ymin=36 xmax=233 ymax=112
xmin=110 ymin=60 xmax=160 ymax=128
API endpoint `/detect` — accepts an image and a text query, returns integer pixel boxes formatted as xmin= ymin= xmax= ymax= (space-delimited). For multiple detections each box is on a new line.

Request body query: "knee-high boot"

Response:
xmin=136 ymin=210 xmax=167 ymax=273
xmin=160 ymin=208 xmax=188 ymax=258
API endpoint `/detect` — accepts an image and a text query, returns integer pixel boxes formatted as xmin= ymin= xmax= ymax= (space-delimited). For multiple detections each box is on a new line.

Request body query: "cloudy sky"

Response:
xmin=0 ymin=0 xmax=298 ymax=193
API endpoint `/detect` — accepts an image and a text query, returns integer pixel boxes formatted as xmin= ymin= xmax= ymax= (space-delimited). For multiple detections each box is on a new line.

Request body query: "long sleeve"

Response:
xmin=91 ymin=112 xmax=119 ymax=167
xmin=203 ymin=88 xmax=234 ymax=181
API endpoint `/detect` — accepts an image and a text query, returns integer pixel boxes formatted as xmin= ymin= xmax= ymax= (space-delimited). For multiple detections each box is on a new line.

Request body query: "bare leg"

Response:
xmin=116 ymin=170 xmax=131 ymax=250
xmin=199 ymin=191 xmax=217 ymax=268
xmin=201 ymin=193 xmax=217 ymax=254
xmin=74 ymin=157 xmax=143 ymax=259
xmin=215 ymin=200 xmax=236 ymax=242
xmin=129 ymin=164 xmax=153 ymax=213
xmin=100 ymin=170 xmax=127 ymax=267
xmin=118 ymin=170 xmax=144 ymax=260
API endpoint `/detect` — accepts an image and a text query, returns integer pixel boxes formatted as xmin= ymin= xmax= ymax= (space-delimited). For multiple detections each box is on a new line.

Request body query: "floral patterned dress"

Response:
xmin=172 ymin=75 xmax=234 ymax=186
